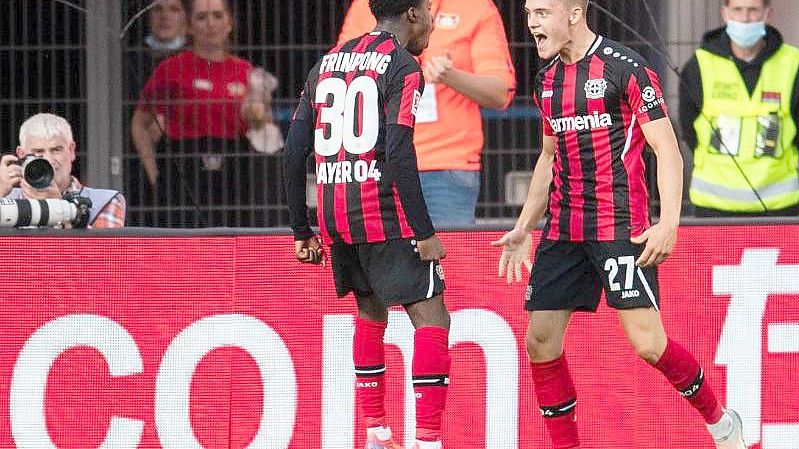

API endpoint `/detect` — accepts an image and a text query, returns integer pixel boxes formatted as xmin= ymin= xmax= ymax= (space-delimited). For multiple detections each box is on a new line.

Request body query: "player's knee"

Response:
xmin=631 ymin=336 xmax=665 ymax=365
xmin=438 ymin=309 xmax=451 ymax=330
xmin=404 ymin=294 xmax=449 ymax=329
xmin=356 ymin=294 xmax=388 ymax=322
xmin=525 ymin=332 xmax=560 ymax=362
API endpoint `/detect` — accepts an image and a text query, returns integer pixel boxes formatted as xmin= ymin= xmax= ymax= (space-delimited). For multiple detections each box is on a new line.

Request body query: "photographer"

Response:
xmin=1 ymin=113 xmax=126 ymax=228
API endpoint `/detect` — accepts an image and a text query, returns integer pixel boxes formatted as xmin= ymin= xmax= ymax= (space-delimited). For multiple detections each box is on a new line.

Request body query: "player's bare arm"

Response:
xmin=631 ymin=117 xmax=684 ymax=267
xmin=491 ymin=134 xmax=555 ymax=283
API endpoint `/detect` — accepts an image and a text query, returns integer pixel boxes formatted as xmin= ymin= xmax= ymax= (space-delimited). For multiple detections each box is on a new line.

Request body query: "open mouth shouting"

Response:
xmin=532 ymin=32 xmax=551 ymax=55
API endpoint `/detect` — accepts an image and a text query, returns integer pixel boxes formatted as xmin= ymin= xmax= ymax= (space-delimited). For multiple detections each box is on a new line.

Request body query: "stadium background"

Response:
xmin=0 ymin=1 xmax=798 ymax=449
xmin=4 ymin=0 xmax=797 ymax=225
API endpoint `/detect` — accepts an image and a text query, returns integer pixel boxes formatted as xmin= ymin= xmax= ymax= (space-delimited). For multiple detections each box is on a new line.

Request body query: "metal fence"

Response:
xmin=1 ymin=0 xmax=720 ymax=228
xmin=0 ymin=0 xmax=87 ymax=178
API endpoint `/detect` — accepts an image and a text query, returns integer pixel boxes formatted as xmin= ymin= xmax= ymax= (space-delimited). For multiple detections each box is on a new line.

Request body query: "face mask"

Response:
xmin=726 ymin=20 xmax=766 ymax=49
xmin=146 ymin=35 xmax=186 ymax=51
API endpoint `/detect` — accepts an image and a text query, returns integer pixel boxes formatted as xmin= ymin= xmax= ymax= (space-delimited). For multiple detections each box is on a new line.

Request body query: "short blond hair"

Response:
xmin=570 ymin=0 xmax=589 ymax=10
xmin=18 ymin=113 xmax=74 ymax=148
xmin=724 ymin=0 xmax=769 ymax=5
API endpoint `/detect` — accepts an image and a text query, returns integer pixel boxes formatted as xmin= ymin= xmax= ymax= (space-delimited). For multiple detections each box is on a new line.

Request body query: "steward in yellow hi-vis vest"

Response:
xmin=680 ymin=24 xmax=799 ymax=217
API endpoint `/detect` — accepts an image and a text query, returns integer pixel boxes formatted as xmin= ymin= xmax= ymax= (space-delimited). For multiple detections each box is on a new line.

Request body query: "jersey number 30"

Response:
xmin=315 ymin=76 xmax=379 ymax=157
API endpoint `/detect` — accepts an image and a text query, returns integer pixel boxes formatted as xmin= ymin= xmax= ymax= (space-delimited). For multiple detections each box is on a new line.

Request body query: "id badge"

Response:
xmin=711 ymin=115 xmax=742 ymax=156
xmin=415 ymin=83 xmax=439 ymax=124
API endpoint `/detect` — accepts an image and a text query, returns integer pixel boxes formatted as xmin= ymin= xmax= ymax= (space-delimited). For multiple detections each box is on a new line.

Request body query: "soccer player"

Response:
xmin=491 ymin=1 xmax=747 ymax=448
xmin=283 ymin=1 xmax=449 ymax=448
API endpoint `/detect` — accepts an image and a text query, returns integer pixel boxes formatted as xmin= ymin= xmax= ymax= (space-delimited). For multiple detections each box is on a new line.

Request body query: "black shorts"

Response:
xmin=330 ymin=238 xmax=445 ymax=306
xmin=525 ymin=239 xmax=660 ymax=312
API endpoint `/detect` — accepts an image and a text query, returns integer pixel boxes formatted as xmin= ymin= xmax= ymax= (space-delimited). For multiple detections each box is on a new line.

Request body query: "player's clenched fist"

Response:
xmin=295 ymin=236 xmax=326 ymax=266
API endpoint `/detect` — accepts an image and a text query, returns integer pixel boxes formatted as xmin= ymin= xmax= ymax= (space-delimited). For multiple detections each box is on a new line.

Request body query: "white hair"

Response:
xmin=18 ymin=113 xmax=74 ymax=148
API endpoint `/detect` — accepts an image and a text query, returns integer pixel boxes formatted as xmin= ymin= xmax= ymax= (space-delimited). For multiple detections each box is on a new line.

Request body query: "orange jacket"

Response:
xmin=338 ymin=0 xmax=516 ymax=171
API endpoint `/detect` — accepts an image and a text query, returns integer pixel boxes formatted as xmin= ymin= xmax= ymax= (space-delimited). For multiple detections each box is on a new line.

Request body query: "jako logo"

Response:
xmin=357 ymin=381 xmax=379 ymax=388
xmin=548 ymin=111 xmax=612 ymax=133
xmin=681 ymin=383 xmax=700 ymax=397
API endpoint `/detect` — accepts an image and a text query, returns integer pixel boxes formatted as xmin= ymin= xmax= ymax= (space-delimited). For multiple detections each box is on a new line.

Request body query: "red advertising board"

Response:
xmin=1 ymin=226 xmax=797 ymax=448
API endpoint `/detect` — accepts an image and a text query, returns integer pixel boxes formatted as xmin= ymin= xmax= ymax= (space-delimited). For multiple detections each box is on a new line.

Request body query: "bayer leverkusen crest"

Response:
xmin=584 ymin=78 xmax=608 ymax=100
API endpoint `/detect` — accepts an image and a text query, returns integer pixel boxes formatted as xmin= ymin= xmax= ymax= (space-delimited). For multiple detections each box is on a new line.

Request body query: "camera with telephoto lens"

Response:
xmin=0 ymin=193 xmax=92 ymax=228
xmin=15 ymin=154 xmax=55 ymax=189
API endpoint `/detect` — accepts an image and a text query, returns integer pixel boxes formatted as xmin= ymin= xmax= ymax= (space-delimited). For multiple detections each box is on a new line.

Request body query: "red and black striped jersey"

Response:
xmin=290 ymin=31 xmax=432 ymax=244
xmin=534 ymin=35 xmax=668 ymax=242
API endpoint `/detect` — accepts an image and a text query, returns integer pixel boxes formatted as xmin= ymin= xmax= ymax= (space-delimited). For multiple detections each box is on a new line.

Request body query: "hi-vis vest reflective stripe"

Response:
xmin=690 ymin=44 xmax=799 ymax=212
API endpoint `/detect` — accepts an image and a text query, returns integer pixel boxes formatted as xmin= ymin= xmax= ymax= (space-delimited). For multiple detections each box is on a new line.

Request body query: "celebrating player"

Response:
xmin=491 ymin=1 xmax=748 ymax=448
xmin=283 ymin=1 xmax=449 ymax=448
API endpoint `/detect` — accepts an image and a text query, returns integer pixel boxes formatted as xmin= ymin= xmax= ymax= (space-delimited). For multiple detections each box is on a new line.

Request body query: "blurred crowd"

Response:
xmin=4 ymin=0 xmax=797 ymax=229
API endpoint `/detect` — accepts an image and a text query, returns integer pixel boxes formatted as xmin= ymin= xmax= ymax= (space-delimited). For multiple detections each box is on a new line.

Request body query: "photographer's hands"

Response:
xmin=1 ymin=155 xmax=61 ymax=199
xmin=20 ymin=178 xmax=61 ymax=200
xmin=0 ymin=155 xmax=21 ymax=196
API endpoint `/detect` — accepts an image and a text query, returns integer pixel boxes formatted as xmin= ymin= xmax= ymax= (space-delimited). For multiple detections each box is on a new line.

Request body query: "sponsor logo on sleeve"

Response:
xmin=411 ymin=89 xmax=422 ymax=116
xmin=637 ymin=86 xmax=666 ymax=114
xmin=641 ymin=86 xmax=657 ymax=103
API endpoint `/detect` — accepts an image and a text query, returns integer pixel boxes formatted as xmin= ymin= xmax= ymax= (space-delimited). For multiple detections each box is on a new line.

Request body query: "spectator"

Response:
xmin=124 ymin=0 xmax=187 ymax=226
xmin=126 ymin=0 xmax=188 ymax=99
xmin=338 ymin=0 xmax=516 ymax=227
xmin=680 ymin=0 xmax=799 ymax=217
xmin=131 ymin=0 xmax=282 ymax=227
xmin=147 ymin=0 xmax=188 ymax=52
xmin=0 ymin=113 xmax=126 ymax=229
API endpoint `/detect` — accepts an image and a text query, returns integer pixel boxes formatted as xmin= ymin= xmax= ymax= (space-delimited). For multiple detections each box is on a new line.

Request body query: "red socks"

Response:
xmin=653 ymin=339 xmax=724 ymax=424
xmin=412 ymin=326 xmax=450 ymax=442
xmin=354 ymin=321 xmax=450 ymax=441
xmin=354 ymin=318 xmax=388 ymax=428
xmin=530 ymin=355 xmax=580 ymax=449
xmin=526 ymin=341 xmax=721 ymax=449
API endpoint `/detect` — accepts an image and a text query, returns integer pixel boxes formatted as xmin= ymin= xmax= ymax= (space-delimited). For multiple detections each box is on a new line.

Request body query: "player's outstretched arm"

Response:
xmin=632 ymin=117 xmax=683 ymax=267
xmin=491 ymin=135 xmax=555 ymax=283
